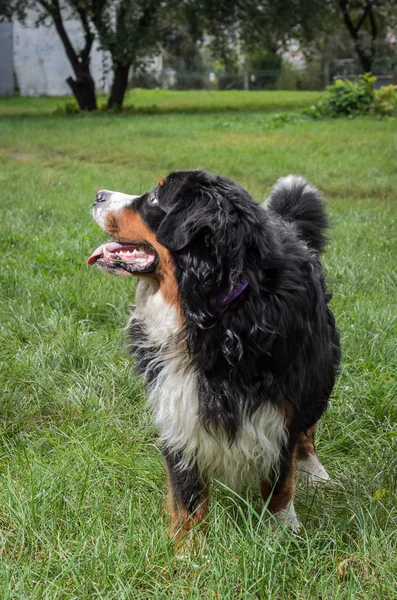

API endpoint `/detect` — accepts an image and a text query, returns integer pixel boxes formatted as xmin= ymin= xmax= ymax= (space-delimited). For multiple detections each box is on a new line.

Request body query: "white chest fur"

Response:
xmin=131 ymin=281 xmax=287 ymax=489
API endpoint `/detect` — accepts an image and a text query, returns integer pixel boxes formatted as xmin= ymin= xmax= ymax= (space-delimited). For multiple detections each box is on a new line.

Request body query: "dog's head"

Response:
xmin=88 ymin=170 xmax=273 ymax=311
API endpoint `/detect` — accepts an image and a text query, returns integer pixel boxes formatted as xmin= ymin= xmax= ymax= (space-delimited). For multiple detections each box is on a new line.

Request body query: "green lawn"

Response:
xmin=0 ymin=93 xmax=396 ymax=599
xmin=0 ymin=89 xmax=321 ymax=116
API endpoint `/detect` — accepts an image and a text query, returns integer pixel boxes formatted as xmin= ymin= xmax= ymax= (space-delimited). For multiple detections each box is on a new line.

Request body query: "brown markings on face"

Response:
xmin=104 ymin=207 xmax=179 ymax=309
xmin=165 ymin=474 xmax=209 ymax=554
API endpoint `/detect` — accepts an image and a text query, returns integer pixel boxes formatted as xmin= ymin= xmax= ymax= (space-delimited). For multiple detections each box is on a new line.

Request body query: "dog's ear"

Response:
xmin=155 ymin=194 xmax=208 ymax=251
xmin=156 ymin=173 xmax=257 ymax=252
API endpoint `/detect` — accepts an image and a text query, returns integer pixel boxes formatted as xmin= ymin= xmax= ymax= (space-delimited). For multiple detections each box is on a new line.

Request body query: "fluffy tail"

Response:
xmin=265 ymin=175 xmax=329 ymax=254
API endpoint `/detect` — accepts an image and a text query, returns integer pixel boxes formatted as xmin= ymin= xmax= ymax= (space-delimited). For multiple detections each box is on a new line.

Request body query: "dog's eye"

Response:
xmin=148 ymin=194 xmax=159 ymax=206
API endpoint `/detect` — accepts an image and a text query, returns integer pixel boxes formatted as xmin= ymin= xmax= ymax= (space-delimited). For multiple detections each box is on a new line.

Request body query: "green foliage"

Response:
xmin=246 ymin=50 xmax=282 ymax=89
xmin=306 ymin=73 xmax=397 ymax=119
xmin=58 ymin=100 xmax=81 ymax=115
xmin=371 ymin=84 xmax=397 ymax=116
xmin=0 ymin=90 xmax=322 ymax=117
xmin=326 ymin=73 xmax=376 ymax=116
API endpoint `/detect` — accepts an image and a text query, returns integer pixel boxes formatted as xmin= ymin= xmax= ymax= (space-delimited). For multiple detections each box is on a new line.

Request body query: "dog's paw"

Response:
xmin=273 ymin=501 xmax=301 ymax=533
xmin=298 ymin=454 xmax=331 ymax=484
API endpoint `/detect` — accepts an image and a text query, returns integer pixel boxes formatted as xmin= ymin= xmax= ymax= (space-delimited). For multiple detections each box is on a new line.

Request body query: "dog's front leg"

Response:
xmin=163 ymin=448 xmax=209 ymax=553
xmin=260 ymin=450 xmax=300 ymax=532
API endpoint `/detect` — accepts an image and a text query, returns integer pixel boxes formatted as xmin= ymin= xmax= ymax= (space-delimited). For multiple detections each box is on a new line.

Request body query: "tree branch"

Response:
xmin=367 ymin=2 xmax=377 ymax=43
xmin=74 ymin=4 xmax=95 ymax=63
xmin=339 ymin=0 xmax=359 ymax=39
xmin=355 ymin=3 xmax=370 ymax=32
xmin=38 ymin=0 xmax=57 ymax=15
xmin=38 ymin=0 xmax=80 ymax=73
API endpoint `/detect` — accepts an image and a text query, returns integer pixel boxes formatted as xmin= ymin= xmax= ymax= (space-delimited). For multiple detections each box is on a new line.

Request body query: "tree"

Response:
xmin=88 ymin=0 xmax=165 ymax=109
xmin=1 ymin=0 xmax=169 ymax=110
xmin=199 ymin=0 xmax=397 ymax=78
xmin=339 ymin=0 xmax=380 ymax=72
xmin=338 ymin=1 xmax=397 ymax=73
xmin=0 ymin=1 xmax=97 ymax=110
xmin=190 ymin=0 xmax=331 ymax=75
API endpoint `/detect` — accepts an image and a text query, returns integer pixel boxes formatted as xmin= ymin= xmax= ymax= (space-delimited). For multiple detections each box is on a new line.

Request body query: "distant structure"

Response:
xmin=0 ymin=23 xmax=14 ymax=95
xmin=0 ymin=10 xmax=112 ymax=97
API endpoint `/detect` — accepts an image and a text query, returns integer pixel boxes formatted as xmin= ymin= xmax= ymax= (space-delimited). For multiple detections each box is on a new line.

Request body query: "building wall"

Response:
xmin=13 ymin=10 xmax=112 ymax=96
xmin=0 ymin=23 xmax=14 ymax=96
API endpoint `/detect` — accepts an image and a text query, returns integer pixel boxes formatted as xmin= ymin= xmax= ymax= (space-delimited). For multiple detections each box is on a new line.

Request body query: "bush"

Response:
xmin=325 ymin=73 xmax=376 ymax=116
xmin=305 ymin=73 xmax=396 ymax=119
xmin=371 ymin=84 xmax=397 ymax=116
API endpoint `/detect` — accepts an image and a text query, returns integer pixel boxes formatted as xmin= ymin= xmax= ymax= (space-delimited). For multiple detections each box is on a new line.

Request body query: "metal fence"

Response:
xmin=130 ymin=68 xmax=394 ymax=92
xmin=130 ymin=68 xmax=326 ymax=91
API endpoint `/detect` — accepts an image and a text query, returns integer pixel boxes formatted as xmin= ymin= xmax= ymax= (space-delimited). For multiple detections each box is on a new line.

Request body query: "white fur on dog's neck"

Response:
xmin=130 ymin=280 xmax=287 ymax=490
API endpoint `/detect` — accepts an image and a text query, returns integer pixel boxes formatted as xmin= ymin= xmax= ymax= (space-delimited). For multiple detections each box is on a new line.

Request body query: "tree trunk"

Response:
xmin=67 ymin=68 xmax=97 ymax=111
xmin=107 ymin=63 xmax=131 ymax=110
xmin=339 ymin=1 xmax=376 ymax=75
xmin=51 ymin=11 xmax=97 ymax=111
xmin=356 ymin=51 xmax=372 ymax=74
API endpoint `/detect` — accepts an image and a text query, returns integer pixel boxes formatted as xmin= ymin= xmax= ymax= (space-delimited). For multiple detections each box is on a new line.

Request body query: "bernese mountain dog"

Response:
xmin=88 ymin=170 xmax=340 ymax=548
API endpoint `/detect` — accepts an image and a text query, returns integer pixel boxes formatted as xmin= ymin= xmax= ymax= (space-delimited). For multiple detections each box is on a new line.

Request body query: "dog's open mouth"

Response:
xmin=87 ymin=241 xmax=158 ymax=275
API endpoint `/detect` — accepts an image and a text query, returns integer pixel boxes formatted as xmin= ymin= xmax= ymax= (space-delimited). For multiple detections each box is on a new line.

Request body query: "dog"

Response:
xmin=88 ymin=170 xmax=340 ymax=547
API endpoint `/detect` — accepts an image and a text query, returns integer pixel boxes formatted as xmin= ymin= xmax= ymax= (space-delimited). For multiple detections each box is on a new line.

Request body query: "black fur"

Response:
xmin=163 ymin=448 xmax=205 ymax=513
xmin=128 ymin=170 xmax=340 ymax=501
xmin=265 ymin=176 xmax=329 ymax=254
xmin=139 ymin=171 xmax=340 ymax=438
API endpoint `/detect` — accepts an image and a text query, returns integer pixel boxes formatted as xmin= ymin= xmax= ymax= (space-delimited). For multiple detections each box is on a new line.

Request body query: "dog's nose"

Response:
xmin=95 ymin=190 xmax=110 ymax=204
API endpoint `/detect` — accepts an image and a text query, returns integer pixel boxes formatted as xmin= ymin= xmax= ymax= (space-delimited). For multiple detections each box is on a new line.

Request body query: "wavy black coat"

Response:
xmin=146 ymin=171 xmax=341 ymax=449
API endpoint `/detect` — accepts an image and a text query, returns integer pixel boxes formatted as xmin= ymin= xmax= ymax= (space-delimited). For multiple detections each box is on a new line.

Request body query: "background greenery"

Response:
xmin=0 ymin=92 xmax=396 ymax=599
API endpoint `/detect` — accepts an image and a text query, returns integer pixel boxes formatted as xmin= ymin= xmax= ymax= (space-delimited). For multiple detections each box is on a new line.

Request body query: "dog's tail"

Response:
xmin=265 ymin=175 xmax=328 ymax=254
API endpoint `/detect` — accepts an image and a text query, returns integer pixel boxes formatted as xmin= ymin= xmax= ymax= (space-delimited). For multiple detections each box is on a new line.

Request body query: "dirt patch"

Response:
xmin=10 ymin=152 xmax=34 ymax=162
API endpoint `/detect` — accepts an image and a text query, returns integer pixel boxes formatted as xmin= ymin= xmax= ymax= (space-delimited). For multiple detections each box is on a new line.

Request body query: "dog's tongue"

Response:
xmin=87 ymin=242 xmax=126 ymax=265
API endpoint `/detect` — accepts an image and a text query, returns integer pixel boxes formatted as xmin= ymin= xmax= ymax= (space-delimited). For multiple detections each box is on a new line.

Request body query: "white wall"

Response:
xmin=13 ymin=11 xmax=112 ymax=96
xmin=0 ymin=23 xmax=14 ymax=96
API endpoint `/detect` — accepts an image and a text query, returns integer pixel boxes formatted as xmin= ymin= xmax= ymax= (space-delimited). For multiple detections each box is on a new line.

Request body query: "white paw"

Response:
xmin=274 ymin=501 xmax=301 ymax=533
xmin=298 ymin=454 xmax=331 ymax=484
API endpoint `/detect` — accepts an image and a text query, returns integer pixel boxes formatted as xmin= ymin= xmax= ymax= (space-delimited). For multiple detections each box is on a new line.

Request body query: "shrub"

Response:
xmin=371 ymin=84 xmax=397 ymax=116
xmin=305 ymin=73 xmax=396 ymax=119
xmin=324 ymin=73 xmax=376 ymax=117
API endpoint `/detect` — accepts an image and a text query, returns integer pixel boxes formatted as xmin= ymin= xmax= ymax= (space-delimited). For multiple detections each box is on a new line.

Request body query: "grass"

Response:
xmin=0 ymin=89 xmax=321 ymax=117
xmin=0 ymin=93 xmax=396 ymax=599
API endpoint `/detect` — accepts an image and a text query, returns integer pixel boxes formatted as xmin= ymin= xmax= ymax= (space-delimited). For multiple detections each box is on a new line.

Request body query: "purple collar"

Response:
xmin=218 ymin=280 xmax=249 ymax=307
